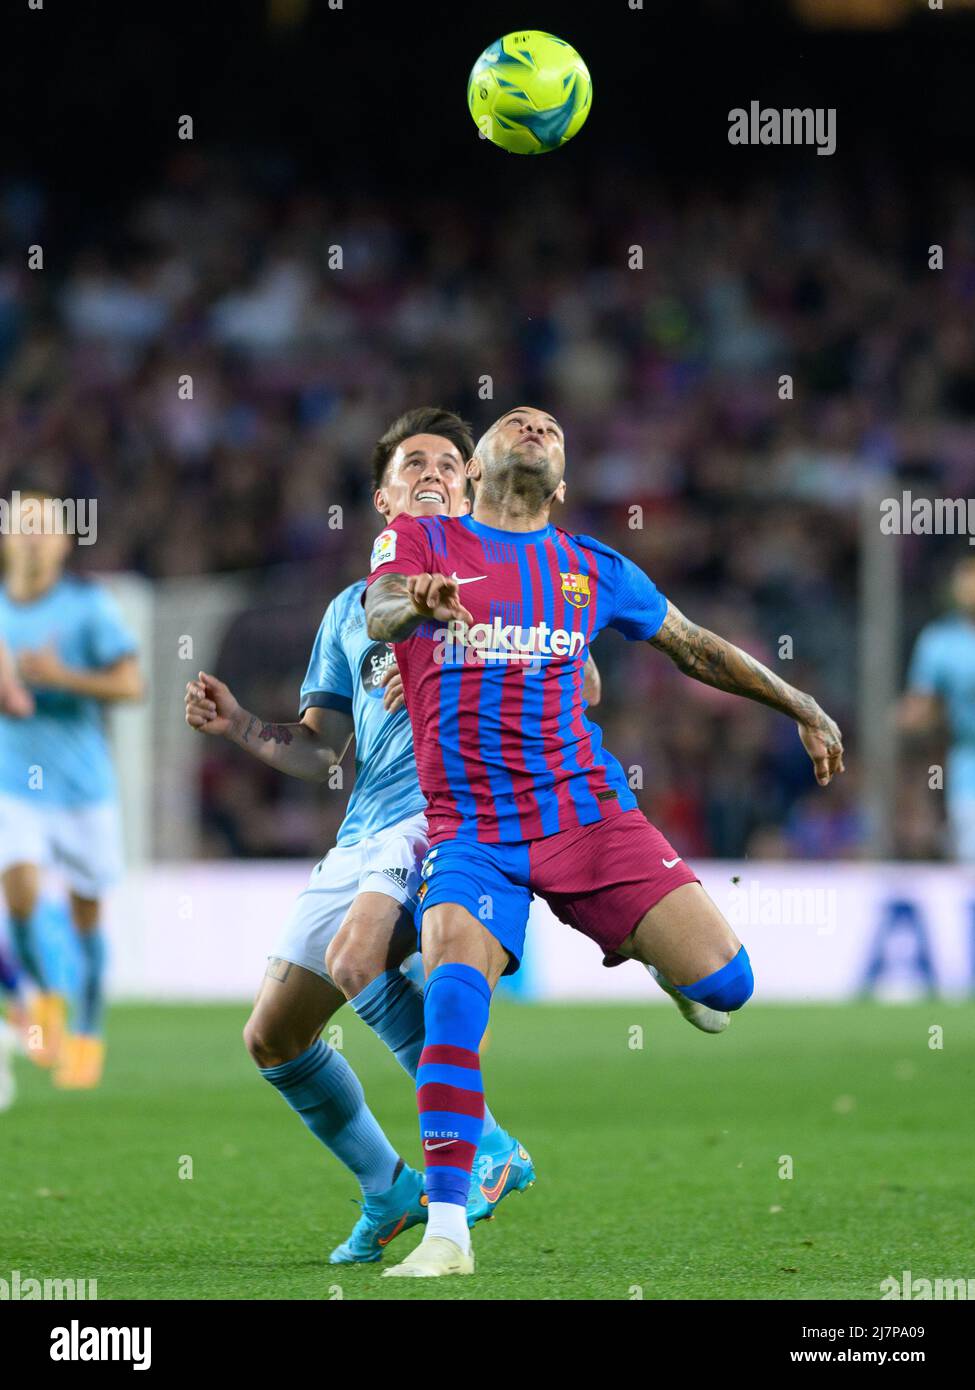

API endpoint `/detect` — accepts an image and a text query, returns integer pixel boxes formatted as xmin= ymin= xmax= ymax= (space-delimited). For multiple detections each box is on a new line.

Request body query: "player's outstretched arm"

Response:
xmin=185 ymin=671 xmax=353 ymax=782
xmin=364 ymin=572 xmax=473 ymax=642
xmin=649 ymin=600 xmax=844 ymax=787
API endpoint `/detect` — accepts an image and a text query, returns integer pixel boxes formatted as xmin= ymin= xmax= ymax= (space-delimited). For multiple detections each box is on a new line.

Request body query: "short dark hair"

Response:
xmin=371 ymin=407 xmax=474 ymax=491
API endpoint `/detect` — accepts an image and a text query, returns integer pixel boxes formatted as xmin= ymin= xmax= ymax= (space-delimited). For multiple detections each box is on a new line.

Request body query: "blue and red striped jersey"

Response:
xmin=364 ymin=512 xmax=668 ymax=845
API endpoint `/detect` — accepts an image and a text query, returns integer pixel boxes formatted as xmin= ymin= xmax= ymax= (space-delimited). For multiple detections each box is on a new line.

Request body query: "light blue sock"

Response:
xmin=76 ymin=931 xmax=107 ymax=1036
xmin=351 ymin=969 xmax=499 ymax=1138
xmin=10 ymin=912 xmax=49 ymax=991
xmin=260 ymin=1039 xmax=401 ymax=1196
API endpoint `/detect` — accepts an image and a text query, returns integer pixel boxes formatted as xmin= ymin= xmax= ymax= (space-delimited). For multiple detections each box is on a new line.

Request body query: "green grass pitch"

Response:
xmin=2 ymin=1001 xmax=972 ymax=1300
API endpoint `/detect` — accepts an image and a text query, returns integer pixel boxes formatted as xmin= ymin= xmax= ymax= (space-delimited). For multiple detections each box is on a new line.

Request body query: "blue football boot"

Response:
xmin=467 ymin=1128 xmax=536 ymax=1226
xmin=329 ymin=1164 xmax=428 ymax=1264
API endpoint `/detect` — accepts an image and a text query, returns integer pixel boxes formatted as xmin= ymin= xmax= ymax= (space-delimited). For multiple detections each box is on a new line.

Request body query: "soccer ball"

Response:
xmin=468 ymin=30 xmax=592 ymax=155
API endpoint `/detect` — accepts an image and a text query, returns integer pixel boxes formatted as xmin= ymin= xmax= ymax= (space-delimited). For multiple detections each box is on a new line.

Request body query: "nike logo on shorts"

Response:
xmin=662 ymin=856 xmax=682 ymax=868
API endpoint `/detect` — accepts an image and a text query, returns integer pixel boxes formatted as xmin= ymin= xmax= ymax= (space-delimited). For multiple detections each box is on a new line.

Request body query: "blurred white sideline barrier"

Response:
xmin=88 ymin=860 xmax=975 ymax=1003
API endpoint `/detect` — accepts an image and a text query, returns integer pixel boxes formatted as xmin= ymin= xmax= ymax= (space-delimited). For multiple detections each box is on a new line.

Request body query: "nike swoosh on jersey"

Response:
xmin=450 ymin=572 xmax=487 ymax=585
xmin=662 ymin=856 xmax=682 ymax=868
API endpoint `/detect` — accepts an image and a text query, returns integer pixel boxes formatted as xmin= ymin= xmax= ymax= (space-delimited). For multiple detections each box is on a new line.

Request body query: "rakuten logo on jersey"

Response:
xmin=433 ymin=617 xmax=585 ymax=668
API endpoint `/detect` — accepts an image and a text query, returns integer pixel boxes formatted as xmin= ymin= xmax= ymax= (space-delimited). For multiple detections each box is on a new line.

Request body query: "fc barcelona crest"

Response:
xmin=560 ymin=572 xmax=591 ymax=609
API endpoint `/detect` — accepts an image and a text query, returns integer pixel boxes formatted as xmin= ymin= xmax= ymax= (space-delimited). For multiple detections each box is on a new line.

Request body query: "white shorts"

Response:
xmin=0 ymin=793 xmax=124 ymax=898
xmin=273 ymin=809 xmax=429 ymax=983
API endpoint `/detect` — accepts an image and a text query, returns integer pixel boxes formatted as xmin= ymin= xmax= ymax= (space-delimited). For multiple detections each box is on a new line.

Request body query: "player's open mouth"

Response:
xmin=415 ymin=491 xmax=446 ymax=503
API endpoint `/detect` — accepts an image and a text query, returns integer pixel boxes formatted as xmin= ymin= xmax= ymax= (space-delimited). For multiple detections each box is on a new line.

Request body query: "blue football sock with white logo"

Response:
xmin=351 ymin=967 xmax=499 ymax=1137
xmin=76 ymin=930 xmax=107 ymax=1036
xmin=260 ymin=1039 xmax=401 ymax=1196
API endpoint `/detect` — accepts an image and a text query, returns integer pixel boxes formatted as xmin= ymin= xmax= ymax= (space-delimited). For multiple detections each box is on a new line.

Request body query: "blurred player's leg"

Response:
xmin=48 ymin=802 xmax=124 ymax=1088
xmin=0 ymin=1013 xmax=16 ymax=1112
xmin=0 ymin=935 xmax=27 ymax=1024
xmin=384 ymin=902 xmax=509 ymax=1279
xmin=2 ymin=861 xmax=66 ymax=1067
xmin=0 ymin=935 xmax=25 ymax=1106
xmin=54 ymin=893 xmax=107 ymax=1089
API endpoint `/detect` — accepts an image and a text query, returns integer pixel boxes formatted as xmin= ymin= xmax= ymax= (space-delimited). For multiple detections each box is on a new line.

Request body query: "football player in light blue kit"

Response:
xmin=901 ymin=555 xmax=975 ymax=861
xmin=185 ymin=409 xmax=599 ymax=1263
xmin=0 ymin=488 xmax=143 ymax=1087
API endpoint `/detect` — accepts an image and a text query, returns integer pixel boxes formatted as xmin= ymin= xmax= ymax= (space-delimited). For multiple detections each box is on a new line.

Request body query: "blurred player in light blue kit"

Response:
xmin=901 ymin=554 xmax=975 ymax=861
xmin=0 ymin=489 xmax=143 ymax=1087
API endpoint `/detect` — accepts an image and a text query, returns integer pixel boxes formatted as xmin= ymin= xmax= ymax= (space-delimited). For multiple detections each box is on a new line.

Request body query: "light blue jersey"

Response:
xmin=0 ymin=576 xmax=136 ymax=807
xmin=300 ymin=580 xmax=425 ymax=846
xmin=908 ymin=614 xmax=975 ymax=802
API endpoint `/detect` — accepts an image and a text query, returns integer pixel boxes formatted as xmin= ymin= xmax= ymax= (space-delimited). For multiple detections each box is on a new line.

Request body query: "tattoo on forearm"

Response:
xmin=258 ymin=722 xmax=294 ymax=745
xmin=365 ymin=573 xmax=422 ymax=642
xmin=650 ymin=604 xmax=819 ymax=723
xmin=240 ymin=716 xmax=294 ymax=746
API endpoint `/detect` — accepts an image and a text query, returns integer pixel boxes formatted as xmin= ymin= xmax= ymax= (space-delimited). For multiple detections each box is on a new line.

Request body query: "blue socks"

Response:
xmin=0 ymin=940 xmax=21 ymax=997
xmin=351 ymin=967 xmax=499 ymax=1138
xmin=260 ymin=1039 xmax=401 ymax=1196
xmin=350 ymin=969 xmax=425 ymax=1076
xmin=76 ymin=931 xmax=107 ymax=1036
xmin=416 ymin=963 xmax=491 ymax=1207
xmin=679 ymin=946 xmax=754 ymax=1012
xmin=9 ymin=912 xmax=49 ymax=991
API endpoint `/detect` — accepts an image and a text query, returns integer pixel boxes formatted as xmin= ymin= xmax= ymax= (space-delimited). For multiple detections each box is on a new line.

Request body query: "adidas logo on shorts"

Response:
xmin=381 ymin=866 xmax=409 ymax=888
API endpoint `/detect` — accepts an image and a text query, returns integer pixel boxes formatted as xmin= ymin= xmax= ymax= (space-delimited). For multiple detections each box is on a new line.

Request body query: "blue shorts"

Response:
xmin=415 ymin=839 xmax=532 ymax=975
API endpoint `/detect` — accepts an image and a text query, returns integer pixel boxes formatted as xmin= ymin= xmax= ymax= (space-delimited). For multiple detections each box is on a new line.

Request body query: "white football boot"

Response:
xmin=382 ymin=1235 xmax=475 ymax=1278
xmin=646 ymin=964 xmax=730 ymax=1033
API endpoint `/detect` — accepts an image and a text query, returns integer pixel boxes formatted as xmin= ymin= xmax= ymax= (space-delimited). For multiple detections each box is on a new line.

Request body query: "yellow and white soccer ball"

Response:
xmin=468 ymin=30 xmax=592 ymax=155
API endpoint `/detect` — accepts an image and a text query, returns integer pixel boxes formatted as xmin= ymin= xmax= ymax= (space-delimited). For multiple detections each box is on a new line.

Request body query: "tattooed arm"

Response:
xmin=649 ymin=601 xmax=845 ymax=786
xmin=364 ymin=571 xmax=473 ymax=642
xmin=185 ymin=671 xmax=353 ymax=782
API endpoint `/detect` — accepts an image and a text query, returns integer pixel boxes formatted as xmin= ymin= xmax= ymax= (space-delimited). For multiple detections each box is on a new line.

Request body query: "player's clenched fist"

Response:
xmin=184 ymin=671 xmax=241 ymax=737
xmin=406 ymin=573 xmax=473 ymax=626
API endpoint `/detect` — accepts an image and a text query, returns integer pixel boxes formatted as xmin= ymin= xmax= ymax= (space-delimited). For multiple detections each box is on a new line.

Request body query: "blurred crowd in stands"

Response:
xmin=2 ymin=154 xmax=972 ymax=861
